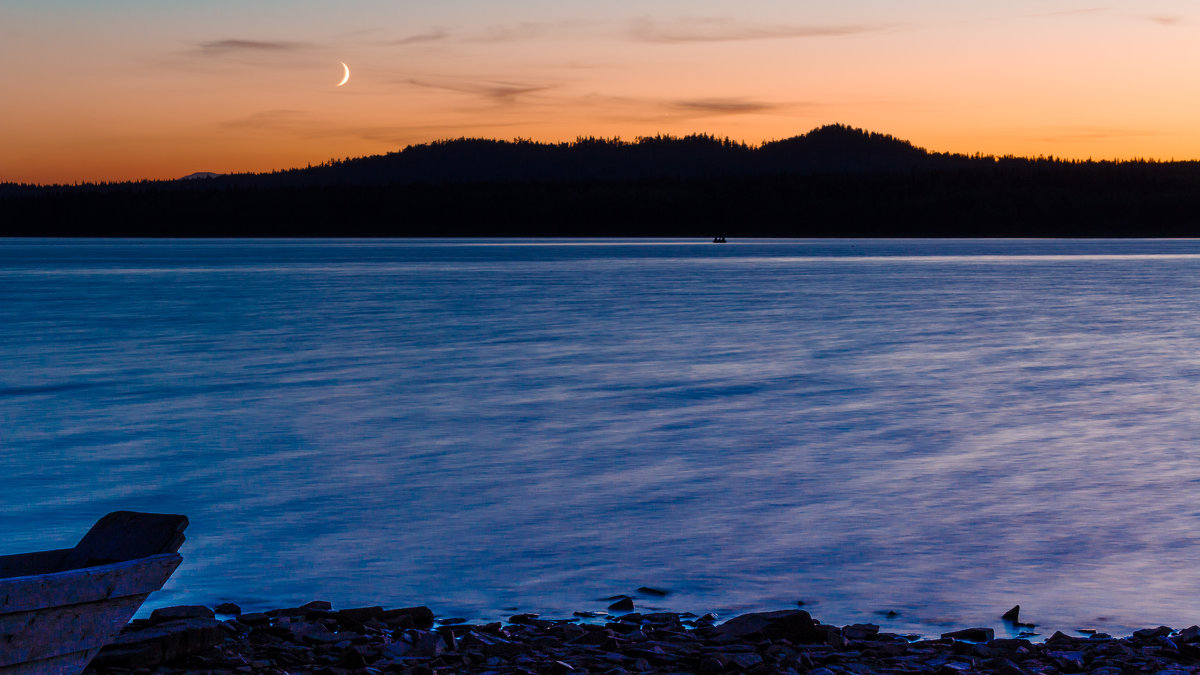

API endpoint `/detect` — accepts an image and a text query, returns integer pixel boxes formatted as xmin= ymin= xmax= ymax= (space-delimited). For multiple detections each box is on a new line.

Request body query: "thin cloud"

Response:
xmin=469 ymin=20 xmax=594 ymax=43
xmin=198 ymin=39 xmax=312 ymax=56
xmin=672 ymin=99 xmax=779 ymax=115
xmin=1146 ymin=15 xmax=1184 ymax=26
xmin=630 ymin=16 xmax=881 ymax=43
xmin=1023 ymin=7 xmax=1109 ymax=19
xmin=392 ymin=29 xmax=451 ymax=45
xmin=406 ymin=77 xmax=553 ymax=104
xmin=221 ymin=109 xmax=312 ymax=131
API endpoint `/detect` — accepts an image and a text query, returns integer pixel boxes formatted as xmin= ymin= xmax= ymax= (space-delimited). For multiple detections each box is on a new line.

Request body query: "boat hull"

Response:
xmin=0 ymin=553 xmax=182 ymax=675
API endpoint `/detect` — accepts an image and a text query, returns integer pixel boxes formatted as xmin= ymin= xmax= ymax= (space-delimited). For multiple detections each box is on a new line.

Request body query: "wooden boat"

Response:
xmin=0 ymin=511 xmax=188 ymax=675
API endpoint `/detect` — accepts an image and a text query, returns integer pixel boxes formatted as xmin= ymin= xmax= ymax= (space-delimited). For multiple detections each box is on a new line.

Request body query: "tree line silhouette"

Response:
xmin=3 ymin=124 xmax=1200 ymax=236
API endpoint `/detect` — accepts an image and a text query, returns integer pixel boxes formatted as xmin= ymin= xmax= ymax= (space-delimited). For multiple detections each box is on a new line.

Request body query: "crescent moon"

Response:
xmin=336 ymin=62 xmax=350 ymax=87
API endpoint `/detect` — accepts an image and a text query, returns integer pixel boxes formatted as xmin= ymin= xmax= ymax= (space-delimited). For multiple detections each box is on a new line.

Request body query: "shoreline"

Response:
xmin=85 ymin=601 xmax=1200 ymax=674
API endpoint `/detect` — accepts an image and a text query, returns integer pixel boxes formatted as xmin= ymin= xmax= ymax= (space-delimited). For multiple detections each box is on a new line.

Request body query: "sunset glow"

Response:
xmin=3 ymin=0 xmax=1199 ymax=185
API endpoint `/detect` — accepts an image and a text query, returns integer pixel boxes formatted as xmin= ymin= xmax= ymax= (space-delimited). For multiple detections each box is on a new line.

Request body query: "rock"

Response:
xmin=381 ymin=605 xmax=435 ymax=629
xmin=1132 ymin=626 xmax=1173 ymax=640
xmin=148 ymin=605 xmax=216 ymax=623
xmin=708 ymin=610 xmax=822 ymax=644
xmin=337 ymin=646 xmax=369 ymax=669
xmin=1001 ymin=605 xmax=1020 ymax=622
xmin=335 ymin=605 xmax=383 ymax=624
xmin=843 ymin=623 xmax=880 ymax=640
xmin=1176 ymin=625 xmax=1200 ymax=643
xmin=296 ymin=623 xmax=339 ymax=644
xmin=608 ymin=596 xmax=635 ymax=611
xmin=987 ymin=638 xmax=1032 ymax=651
xmin=640 ymin=612 xmax=682 ymax=627
xmin=1046 ymin=631 xmax=1080 ymax=644
xmin=214 ymin=602 xmax=242 ymax=615
xmin=413 ymin=631 xmax=447 ymax=657
xmin=1046 ymin=650 xmax=1086 ymax=672
xmin=79 ymin=600 xmax=1200 ymax=675
xmin=237 ymin=611 xmax=269 ymax=626
xmin=940 ymin=627 xmax=994 ymax=642
xmin=725 ymin=651 xmax=764 ymax=670
xmin=570 ymin=630 xmax=614 ymax=646
xmin=637 ymin=587 xmax=669 ymax=597
xmin=984 ymin=657 xmax=1028 ymax=675
xmin=300 ymin=600 xmax=333 ymax=610
xmin=89 ymin=618 xmax=226 ymax=669
xmin=381 ymin=641 xmax=412 ymax=659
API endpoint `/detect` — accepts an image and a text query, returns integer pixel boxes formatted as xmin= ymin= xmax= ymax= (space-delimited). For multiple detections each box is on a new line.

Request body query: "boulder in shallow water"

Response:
xmin=608 ymin=596 xmax=635 ymax=611
xmin=708 ymin=609 xmax=822 ymax=644
xmin=1132 ymin=626 xmax=1173 ymax=640
xmin=1002 ymin=605 xmax=1020 ymax=622
xmin=381 ymin=605 xmax=435 ymax=629
xmin=941 ymin=627 xmax=994 ymax=642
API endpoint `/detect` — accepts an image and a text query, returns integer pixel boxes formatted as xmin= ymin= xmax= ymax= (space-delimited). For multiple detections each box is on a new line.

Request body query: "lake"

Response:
xmin=4 ymin=238 xmax=1200 ymax=638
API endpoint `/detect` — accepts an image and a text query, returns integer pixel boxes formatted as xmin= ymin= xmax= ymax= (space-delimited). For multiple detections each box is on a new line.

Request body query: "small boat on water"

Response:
xmin=0 ymin=511 xmax=188 ymax=675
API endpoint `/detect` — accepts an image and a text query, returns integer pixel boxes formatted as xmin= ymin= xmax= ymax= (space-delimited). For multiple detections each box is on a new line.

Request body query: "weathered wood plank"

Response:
xmin=0 ymin=554 xmax=180 ymax=614
xmin=61 ymin=512 xmax=187 ymax=570
xmin=0 ymin=648 xmax=98 ymax=675
xmin=0 ymin=594 xmax=146 ymax=666
xmin=0 ymin=551 xmax=69 ymax=580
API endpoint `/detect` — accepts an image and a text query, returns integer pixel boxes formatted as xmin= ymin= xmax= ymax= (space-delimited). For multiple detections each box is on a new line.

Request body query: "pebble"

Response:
xmin=81 ymin=603 xmax=1200 ymax=674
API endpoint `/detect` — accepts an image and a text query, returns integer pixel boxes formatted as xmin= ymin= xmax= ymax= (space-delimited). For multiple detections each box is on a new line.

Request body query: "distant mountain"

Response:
xmin=4 ymin=123 xmax=1200 ymax=238
xmin=179 ymin=172 xmax=222 ymax=181
xmin=214 ymin=124 xmax=973 ymax=188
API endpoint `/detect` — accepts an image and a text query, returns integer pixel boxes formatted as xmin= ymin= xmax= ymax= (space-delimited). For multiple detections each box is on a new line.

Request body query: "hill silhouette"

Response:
xmin=3 ymin=124 xmax=1200 ymax=236
xmin=178 ymin=124 xmax=963 ymax=188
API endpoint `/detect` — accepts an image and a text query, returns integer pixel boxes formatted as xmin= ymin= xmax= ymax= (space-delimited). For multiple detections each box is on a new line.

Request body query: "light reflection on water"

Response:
xmin=4 ymin=238 xmax=1200 ymax=638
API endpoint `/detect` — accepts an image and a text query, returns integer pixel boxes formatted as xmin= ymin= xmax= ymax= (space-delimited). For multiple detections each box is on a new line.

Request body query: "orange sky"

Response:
xmin=2 ymin=1 xmax=1199 ymax=185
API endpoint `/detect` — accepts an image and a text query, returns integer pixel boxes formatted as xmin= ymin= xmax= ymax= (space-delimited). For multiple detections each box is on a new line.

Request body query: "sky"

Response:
xmin=2 ymin=0 xmax=1198 ymax=184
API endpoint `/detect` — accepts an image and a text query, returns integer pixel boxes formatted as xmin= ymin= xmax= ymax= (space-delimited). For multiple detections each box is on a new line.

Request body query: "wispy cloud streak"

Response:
xmin=392 ymin=29 xmax=451 ymax=45
xmin=1146 ymin=15 xmax=1184 ymax=26
xmin=220 ymin=109 xmax=312 ymax=130
xmin=672 ymin=99 xmax=779 ymax=115
xmin=197 ymin=39 xmax=312 ymax=56
xmin=630 ymin=16 xmax=881 ymax=43
xmin=1023 ymin=7 xmax=1109 ymax=19
xmin=406 ymin=77 xmax=552 ymax=103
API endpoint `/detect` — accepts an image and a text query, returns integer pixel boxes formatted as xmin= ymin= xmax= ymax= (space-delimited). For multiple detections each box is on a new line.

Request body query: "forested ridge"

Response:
xmin=4 ymin=124 xmax=1200 ymax=237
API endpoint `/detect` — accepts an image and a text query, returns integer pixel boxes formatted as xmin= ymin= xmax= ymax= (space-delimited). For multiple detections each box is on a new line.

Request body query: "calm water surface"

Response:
xmin=4 ymin=238 xmax=1200 ymax=637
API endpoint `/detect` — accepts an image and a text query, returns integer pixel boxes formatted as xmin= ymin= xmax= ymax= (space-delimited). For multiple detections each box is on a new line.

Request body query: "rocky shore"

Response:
xmin=83 ymin=600 xmax=1200 ymax=675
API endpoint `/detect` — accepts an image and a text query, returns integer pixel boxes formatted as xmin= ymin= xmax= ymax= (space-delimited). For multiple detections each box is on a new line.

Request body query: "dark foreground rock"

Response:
xmin=83 ymin=603 xmax=1200 ymax=674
